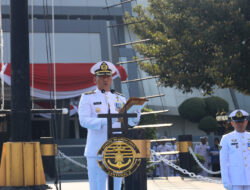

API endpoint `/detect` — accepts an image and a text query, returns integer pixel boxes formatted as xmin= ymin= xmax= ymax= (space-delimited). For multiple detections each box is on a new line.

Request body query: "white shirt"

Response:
xmin=169 ymin=144 xmax=178 ymax=160
xmin=220 ymin=131 xmax=250 ymax=185
xmin=194 ymin=143 xmax=210 ymax=163
xmin=157 ymin=144 xmax=171 ymax=159
xmin=78 ymin=88 xmax=140 ymax=157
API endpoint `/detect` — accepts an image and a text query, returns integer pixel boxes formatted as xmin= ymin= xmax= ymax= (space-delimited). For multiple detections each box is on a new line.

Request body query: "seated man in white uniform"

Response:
xmin=220 ymin=109 xmax=250 ymax=190
xmin=78 ymin=61 xmax=141 ymax=190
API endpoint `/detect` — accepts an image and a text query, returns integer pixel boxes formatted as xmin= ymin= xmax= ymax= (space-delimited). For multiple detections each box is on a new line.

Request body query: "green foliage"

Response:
xmin=178 ymin=96 xmax=229 ymax=133
xmin=198 ymin=116 xmax=219 ymax=134
xmin=192 ymin=153 xmax=205 ymax=174
xmin=124 ymin=0 xmax=250 ymax=95
xmin=146 ymin=160 xmax=155 ymax=173
xmin=204 ymin=96 xmax=229 ymax=117
xmin=140 ymin=107 xmax=157 ymax=139
xmin=178 ymin=98 xmax=206 ymax=122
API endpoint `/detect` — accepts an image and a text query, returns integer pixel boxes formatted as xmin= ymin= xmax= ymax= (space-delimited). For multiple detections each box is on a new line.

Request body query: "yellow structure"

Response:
xmin=40 ymin=144 xmax=58 ymax=156
xmin=132 ymin=140 xmax=151 ymax=158
xmin=0 ymin=142 xmax=46 ymax=186
xmin=177 ymin=141 xmax=193 ymax=153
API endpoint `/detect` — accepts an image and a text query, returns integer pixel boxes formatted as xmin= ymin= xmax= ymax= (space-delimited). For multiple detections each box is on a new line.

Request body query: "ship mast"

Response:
xmin=10 ymin=0 xmax=31 ymax=141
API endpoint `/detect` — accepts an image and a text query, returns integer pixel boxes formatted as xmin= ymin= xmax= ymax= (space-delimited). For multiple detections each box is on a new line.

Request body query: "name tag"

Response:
xmin=94 ymin=102 xmax=102 ymax=105
xmin=231 ymin=142 xmax=238 ymax=149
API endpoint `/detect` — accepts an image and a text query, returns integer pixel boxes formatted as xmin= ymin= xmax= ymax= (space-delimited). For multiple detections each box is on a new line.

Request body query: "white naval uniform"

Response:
xmin=194 ymin=143 xmax=210 ymax=176
xmin=157 ymin=144 xmax=171 ymax=177
xmin=78 ymin=88 xmax=140 ymax=190
xmin=220 ymin=131 xmax=250 ymax=190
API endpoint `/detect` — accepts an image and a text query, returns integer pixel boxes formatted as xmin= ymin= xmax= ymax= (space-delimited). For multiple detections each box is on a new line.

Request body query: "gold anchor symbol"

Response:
xmin=107 ymin=149 xmax=132 ymax=169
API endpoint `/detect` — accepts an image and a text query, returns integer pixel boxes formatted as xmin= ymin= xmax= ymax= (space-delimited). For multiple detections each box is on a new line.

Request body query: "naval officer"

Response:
xmin=194 ymin=136 xmax=210 ymax=176
xmin=78 ymin=61 xmax=141 ymax=190
xmin=220 ymin=109 xmax=250 ymax=190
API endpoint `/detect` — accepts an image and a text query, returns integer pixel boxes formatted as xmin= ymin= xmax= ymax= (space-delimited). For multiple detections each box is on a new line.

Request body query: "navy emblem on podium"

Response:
xmin=97 ymin=137 xmax=141 ymax=177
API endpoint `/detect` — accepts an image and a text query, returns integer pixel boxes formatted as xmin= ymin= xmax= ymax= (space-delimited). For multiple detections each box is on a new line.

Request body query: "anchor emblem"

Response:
xmin=97 ymin=137 xmax=141 ymax=177
xmin=107 ymin=147 xmax=132 ymax=169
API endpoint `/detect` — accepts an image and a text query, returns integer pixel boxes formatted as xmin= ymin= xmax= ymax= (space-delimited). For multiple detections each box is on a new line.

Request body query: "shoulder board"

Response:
xmin=84 ymin=90 xmax=96 ymax=95
xmin=115 ymin=92 xmax=125 ymax=97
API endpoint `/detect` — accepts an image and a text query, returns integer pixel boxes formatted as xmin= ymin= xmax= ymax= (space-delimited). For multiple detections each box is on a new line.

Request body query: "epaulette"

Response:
xmin=84 ymin=90 xmax=95 ymax=95
xmin=115 ymin=92 xmax=125 ymax=97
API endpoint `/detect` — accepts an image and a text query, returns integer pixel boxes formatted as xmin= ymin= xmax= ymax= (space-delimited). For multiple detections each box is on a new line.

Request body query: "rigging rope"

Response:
xmin=86 ymin=0 xmax=93 ymax=64
xmin=43 ymin=0 xmax=55 ymax=138
xmin=51 ymin=0 xmax=57 ymax=109
xmin=104 ymin=0 xmax=132 ymax=95
xmin=106 ymin=0 xmax=167 ymax=120
xmin=119 ymin=0 xmax=147 ymax=99
xmin=0 ymin=0 xmax=5 ymax=110
xmin=45 ymin=1 xmax=61 ymax=189
xmin=133 ymin=0 xmax=167 ymax=113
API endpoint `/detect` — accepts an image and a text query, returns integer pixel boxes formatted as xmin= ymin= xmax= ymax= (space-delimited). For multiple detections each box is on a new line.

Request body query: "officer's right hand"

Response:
xmin=223 ymin=183 xmax=232 ymax=190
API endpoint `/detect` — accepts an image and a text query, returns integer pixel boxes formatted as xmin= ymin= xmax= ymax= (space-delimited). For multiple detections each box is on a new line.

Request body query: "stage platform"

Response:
xmin=47 ymin=176 xmax=224 ymax=190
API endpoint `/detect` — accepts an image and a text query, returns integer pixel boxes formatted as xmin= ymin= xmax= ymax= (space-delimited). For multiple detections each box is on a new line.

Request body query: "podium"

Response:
xmin=98 ymin=98 xmax=149 ymax=190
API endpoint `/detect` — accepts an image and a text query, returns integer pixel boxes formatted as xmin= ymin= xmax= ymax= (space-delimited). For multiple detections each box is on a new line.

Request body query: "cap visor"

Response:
xmin=233 ymin=119 xmax=247 ymax=122
xmin=96 ymin=72 xmax=112 ymax=76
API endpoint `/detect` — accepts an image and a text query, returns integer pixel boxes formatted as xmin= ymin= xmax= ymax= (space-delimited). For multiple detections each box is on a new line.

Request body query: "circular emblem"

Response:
xmin=236 ymin=111 xmax=243 ymax=118
xmin=100 ymin=62 xmax=108 ymax=71
xmin=97 ymin=137 xmax=141 ymax=177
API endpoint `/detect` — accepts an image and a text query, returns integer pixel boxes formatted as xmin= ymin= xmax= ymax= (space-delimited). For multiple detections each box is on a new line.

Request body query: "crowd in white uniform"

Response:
xmin=152 ymin=139 xmax=178 ymax=177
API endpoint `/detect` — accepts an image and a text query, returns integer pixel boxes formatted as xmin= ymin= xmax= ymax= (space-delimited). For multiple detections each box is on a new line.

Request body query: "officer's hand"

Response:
xmin=223 ymin=183 xmax=232 ymax=190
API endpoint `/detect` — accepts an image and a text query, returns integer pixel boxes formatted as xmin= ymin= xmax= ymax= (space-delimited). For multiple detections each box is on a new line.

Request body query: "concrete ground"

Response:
xmin=48 ymin=177 xmax=225 ymax=190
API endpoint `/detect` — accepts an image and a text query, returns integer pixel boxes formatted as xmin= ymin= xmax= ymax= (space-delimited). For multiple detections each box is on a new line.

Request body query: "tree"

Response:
xmin=178 ymin=96 xmax=229 ymax=133
xmin=204 ymin=96 xmax=229 ymax=117
xmin=178 ymin=98 xmax=206 ymax=122
xmin=198 ymin=116 xmax=219 ymax=134
xmin=125 ymin=0 xmax=250 ymax=95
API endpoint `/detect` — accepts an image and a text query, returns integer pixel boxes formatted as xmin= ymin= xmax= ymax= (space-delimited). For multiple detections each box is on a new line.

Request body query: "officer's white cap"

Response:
xmin=90 ymin=61 xmax=116 ymax=76
xmin=229 ymin=109 xmax=249 ymax=122
xmin=200 ymin=136 xmax=208 ymax=139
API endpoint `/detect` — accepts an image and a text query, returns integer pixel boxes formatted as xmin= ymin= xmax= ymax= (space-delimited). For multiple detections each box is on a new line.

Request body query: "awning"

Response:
xmin=1 ymin=63 xmax=127 ymax=99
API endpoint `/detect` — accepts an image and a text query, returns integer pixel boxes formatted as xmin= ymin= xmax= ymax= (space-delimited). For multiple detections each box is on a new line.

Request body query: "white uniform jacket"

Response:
xmin=157 ymin=144 xmax=171 ymax=160
xmin=220 ymin=131 xmax=250 ymax=185
xmin=194 ymin=143 xmax=210 ymax=164
xmin=78 ymin=88 xmax=140 ymax=157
